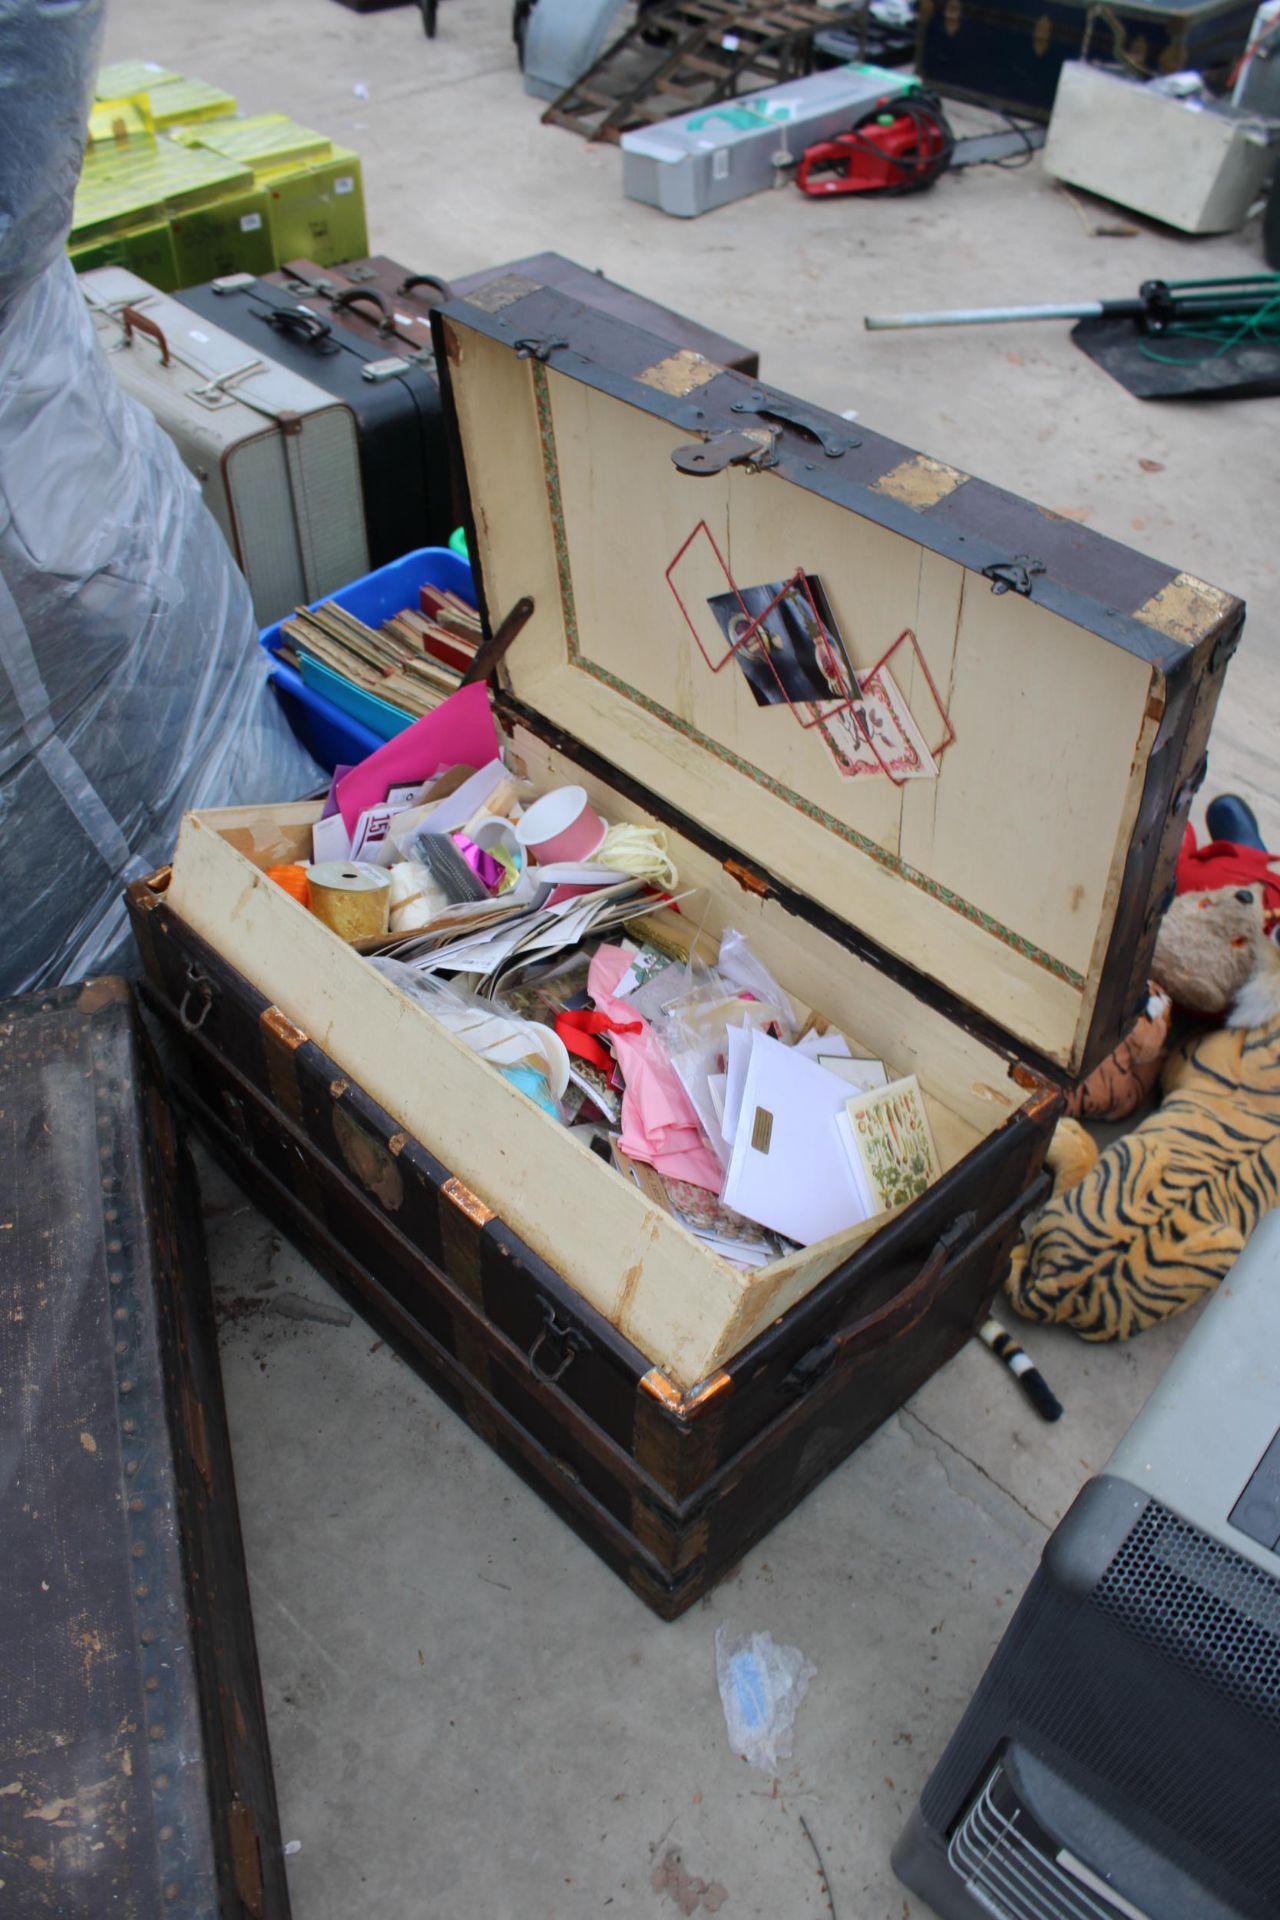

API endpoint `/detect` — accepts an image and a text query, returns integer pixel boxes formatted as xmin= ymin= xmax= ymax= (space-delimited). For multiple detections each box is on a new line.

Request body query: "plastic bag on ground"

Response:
xmin=715 ymin=1625 xmax=817 ymax=1773
xmin=0 ymin=0 xmax=321 ymax=995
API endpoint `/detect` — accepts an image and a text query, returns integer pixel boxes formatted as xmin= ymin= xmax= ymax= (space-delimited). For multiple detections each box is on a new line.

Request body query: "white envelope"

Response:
xmin=720 ymin=1030 xmax=870 ymax=1246
xmin=720 ymin=1023 xmax=754 ymax=1146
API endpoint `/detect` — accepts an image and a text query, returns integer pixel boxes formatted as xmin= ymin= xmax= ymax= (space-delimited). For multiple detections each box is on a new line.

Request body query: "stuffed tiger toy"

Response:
xmin=1005 ymin=934 xmax=1280 ymax=1339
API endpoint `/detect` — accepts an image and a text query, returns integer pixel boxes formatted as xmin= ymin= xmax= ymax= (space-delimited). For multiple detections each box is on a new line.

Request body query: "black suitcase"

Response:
xmin=0 ymin=980 xmax=290 ymax=1918
xmin=916 ymin=0 xmax=1257 ymax=120
xmin=176 ymin=274 xmax=452 ymax=565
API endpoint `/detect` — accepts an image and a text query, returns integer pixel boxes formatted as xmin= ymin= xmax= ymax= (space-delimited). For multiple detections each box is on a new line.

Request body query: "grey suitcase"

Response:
xmin=82 ymin=267 xmax=369 ymax=626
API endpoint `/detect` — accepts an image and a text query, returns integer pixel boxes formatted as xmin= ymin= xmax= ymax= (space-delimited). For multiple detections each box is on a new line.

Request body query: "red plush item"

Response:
xmin=1177 ymin=826 xmax=1280 ymax=929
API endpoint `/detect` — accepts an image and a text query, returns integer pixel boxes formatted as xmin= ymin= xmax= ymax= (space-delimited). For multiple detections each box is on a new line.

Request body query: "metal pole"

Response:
xmin=864 ymin=302 xmax=1108 ymax=330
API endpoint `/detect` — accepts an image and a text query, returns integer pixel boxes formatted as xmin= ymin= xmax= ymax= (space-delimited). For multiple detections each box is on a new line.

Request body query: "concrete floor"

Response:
xmin=105 ymin=1 xmax=1279 ymax=1914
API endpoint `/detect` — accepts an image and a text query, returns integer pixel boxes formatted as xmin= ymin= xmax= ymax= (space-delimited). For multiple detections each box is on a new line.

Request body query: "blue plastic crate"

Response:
xmin=260 ymin=546 xmax=478 ymax=773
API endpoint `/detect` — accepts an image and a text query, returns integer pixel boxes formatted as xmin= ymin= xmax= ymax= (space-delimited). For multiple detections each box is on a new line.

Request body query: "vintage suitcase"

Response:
xmin=266 ymin=251 xmax=762 ymax=379
xmin=0 ymin=980 xmax=289 ymax=1916
xmin=916 ymin=0 xmax=1258 ymax=120
xmin=82 ymin=267 xmax=369 ymax=627
xmin=175 ymin=274 xmax=450 ymax=565
xmin=126 ymin=284 xmax=1242 ymax=1617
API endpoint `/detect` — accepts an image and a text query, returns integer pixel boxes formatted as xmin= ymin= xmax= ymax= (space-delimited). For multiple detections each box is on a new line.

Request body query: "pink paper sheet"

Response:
xmin=589 ymin=945 xmax=723 ymax=1192
xmin=334 ymin=682 xmax=500 ymax=835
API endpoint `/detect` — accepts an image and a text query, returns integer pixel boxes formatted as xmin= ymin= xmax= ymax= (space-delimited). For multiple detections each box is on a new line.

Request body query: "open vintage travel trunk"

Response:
xmin=128 ymin=279 xmax=1242 ymax=1616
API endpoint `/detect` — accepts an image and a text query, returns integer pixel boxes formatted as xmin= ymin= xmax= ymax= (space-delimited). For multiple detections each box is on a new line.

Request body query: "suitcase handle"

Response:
xmin=121 ymin=305 xmax=171 ymax=367
xmin=259 ymin=306 xmax=334 ymax=347
xmin=400 ymin=272 xmax=453 ymax=303
xmin=331 ymin=286 xmax=393 ymax=336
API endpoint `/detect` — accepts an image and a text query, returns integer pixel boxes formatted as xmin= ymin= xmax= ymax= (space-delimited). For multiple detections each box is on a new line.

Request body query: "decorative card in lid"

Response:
xmin=435 ymin=281 xmax=1242 ymax=1080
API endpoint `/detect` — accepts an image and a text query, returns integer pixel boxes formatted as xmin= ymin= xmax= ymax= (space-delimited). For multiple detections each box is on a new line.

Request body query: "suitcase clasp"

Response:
xmin=672 ymin=427 xmax=778 ymax=477
xmin=528 ymin=1300 xmax=589 ymax=1384
xmin=515 ymin=335 xmax=570 ymax=363
xmin=982 ymin=555 xmax=1045 ymax=597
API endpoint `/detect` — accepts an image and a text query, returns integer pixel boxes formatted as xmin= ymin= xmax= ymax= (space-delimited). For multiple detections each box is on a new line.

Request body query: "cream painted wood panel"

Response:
xmin=442 ymin=317 xmax=1163 ymax=1073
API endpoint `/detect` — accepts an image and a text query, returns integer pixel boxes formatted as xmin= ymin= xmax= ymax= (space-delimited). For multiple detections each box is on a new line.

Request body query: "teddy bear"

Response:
xmin=1003 ymin=895 xmax=1280 ymax=1340
xmin=1060 ymin=797 xmax=1274 ymax=1120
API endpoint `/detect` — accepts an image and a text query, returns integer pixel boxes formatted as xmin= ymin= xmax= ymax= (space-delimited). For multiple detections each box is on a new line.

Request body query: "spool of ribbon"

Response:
xmin=555 ymin=1008 xmax=642 ymax=1076
xmin=595 ymin=824 xmax=679 ymax=890
xmin=308 ymin=862 xmax=391 ymax=941
xmin=267 ymin=864 xmax=311 ymax=908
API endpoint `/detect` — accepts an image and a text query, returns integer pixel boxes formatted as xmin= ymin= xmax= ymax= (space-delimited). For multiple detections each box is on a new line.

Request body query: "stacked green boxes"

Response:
xmin=71 ymin=135 xmax=257 ymax=292
xmin=68 ymin=66 xmax=368 ymax=290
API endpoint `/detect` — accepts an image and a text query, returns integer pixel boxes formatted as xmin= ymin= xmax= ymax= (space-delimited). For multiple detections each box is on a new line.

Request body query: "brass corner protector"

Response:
xmin=260 ymin=1006 xmax=307 ymax=1052
xmin=130 ymin=864 xmax=171 ymax=908
xmin=639 ymin=1367 xmax=732 ymax=1421
xmin=723 ymin=858 xmax=769 ymax=898
xmin=1134 ymin=572 xmax=1237 ymax=648
xmin=442 ymin=1175 xmax=496 ymax=1229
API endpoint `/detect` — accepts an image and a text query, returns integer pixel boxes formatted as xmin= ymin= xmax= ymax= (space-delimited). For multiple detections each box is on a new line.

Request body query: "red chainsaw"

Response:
xmin=796 ymin=90 xmax=954 ymax=197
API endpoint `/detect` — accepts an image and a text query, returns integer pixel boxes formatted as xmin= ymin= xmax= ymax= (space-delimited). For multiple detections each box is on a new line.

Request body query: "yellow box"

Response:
xmin=145 ymin=78 xmax=238 ymax=129
xmin=170 ymin=187 xmax=276 ymax=285
xmin=88 ymin=99 xmax=154 ymax=146
xmin=72 ymin=137 xmax=254 ymax=243
xmin=95 ymin=59 xmax=181 ymax=100
xmin=68 ymin=221 xmax=180 ymax=293
xmin=172 ymin=113 xmax=334 ymax=179
xmin=262 ymin=149 xmax=368 ymax=266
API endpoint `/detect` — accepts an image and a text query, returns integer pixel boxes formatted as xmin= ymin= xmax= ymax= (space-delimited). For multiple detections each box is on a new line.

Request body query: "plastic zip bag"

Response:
xmin=715 ymin=1626 xmax=816 ymax=1773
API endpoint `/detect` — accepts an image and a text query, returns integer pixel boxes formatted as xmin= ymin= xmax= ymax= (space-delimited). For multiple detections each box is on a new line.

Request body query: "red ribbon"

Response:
xmin=555 ymin=1009 xmax=642 ymax=1076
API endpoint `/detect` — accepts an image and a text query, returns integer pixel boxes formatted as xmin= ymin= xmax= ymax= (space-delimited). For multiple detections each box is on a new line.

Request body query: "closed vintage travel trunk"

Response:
xmin=0 ymin=981 xmax=288 ymax=1915
xmin=129 ymin=283 xmax=1242 ymax=1616
xmin=82 ymin=268 xmax=369 ymax=628
xmin=916 ymin=0 xmax=1257 ymax=119
xmin=175 ymin=275 xmax=451 ymax=565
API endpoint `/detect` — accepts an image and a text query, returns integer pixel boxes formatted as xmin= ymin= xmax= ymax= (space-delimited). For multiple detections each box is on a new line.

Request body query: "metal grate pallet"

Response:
xmin=542 ymin=0 xmax=862 ymax=143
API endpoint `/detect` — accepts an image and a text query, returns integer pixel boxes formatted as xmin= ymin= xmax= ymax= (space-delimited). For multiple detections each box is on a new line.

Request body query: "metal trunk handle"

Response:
xmin=783 ymin=1211 xmax=979 ymax=1395
xmin=527 ymin=1300 xmax=589 ymax=1384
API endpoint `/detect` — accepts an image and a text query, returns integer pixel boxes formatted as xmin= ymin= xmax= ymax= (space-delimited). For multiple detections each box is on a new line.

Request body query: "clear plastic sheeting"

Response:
xmin=0 ymin=0 xmax=106 ymax=328
xmin=0 ymin=0 xmax=322 ymax=994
